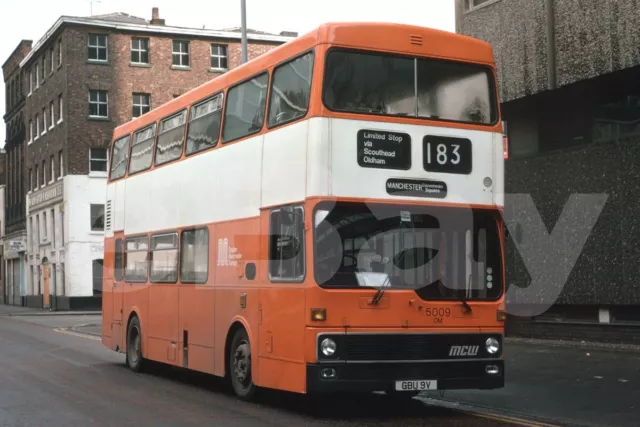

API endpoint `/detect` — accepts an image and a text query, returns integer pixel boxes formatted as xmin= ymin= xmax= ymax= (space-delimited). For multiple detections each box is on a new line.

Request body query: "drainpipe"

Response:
xmin=546 ymin=0 xmax=557 ymax=90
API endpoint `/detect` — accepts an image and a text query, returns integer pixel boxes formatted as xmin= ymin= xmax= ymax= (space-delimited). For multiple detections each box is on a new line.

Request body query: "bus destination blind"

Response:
xmin=357 ymin=129 xmax=411 ymax=170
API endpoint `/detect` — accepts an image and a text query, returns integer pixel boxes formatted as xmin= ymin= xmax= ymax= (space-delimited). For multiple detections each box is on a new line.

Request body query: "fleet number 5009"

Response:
xmin=425 ymin=308 xmax=452 ymax=317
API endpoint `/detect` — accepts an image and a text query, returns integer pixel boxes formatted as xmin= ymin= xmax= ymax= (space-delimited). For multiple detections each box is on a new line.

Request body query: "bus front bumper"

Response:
xmin=306 ymin=360 xmax=504 ymax=394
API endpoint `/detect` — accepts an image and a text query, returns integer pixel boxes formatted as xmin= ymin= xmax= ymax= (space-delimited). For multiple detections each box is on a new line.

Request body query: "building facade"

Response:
xmin=457 ymin=0 xmax=640 ymax=342
xmin=0 ymin=150 xmax=5 ymax=303
xmin=2 ymin=40 xmax=31 ymax=306
xmin=10 ymin=8 xmax=294 ymax=309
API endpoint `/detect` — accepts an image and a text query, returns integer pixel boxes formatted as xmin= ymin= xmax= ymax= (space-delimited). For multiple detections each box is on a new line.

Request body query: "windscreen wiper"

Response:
xmin=369 ymin=276 xmax=391 ymax=305
xmin=458 ymin=290 xmax=473 ymax=314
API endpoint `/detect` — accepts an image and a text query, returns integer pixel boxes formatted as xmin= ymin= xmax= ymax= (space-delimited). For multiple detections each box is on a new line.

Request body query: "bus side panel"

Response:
xmin=147 ymin=283 xmax=180 ymax=366
xmin=178 ymin=282 xmax=215 ymax=374
xmin=212 ymin=219 xmax=262 ymax=379
xmin=101 ymin=236 xmax=114 ymax=347
xmin=256 ymin=211 xmax=307 ymax=394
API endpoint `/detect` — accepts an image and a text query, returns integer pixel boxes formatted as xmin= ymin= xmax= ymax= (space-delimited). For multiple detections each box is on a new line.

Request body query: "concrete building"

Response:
xmin=9 ymin=8 xmax=295 ymax=309
xmin=2 ymin=40 xmax=31 ymax=306
xmin=457 ymin=0 xmax=640 ymax=342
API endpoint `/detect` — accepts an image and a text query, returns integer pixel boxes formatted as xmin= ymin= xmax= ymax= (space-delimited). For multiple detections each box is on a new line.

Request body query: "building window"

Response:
xmin=90 ymin=147 xmax=108 ymax=172
xmin=50 ymin=47 xmax=54 ymax=74
xmin=35 ymin=66 xmax=39 ymax=89
xmin=222 ymin=73 xmax=269 ymax=142
xmin=43 ymin=211 xmax=48 ymax=239
xmin=29 ymin=69 xmax=33 ymax=95
xmin=89 ymin=90 xmax=108 ymax=118
xmin=210 ymin=44 xmax=228 ymax=70
xmin=180 ymin=228 xmax=208 ymax=283
xmin=58 ymin=150 xmax=64 ymax=179
xmin=51 ymin=209 xmax=56 ymax=248
xmin=88 ymin=34 xmax=108 ymax=62
xmin=132 ymin=93 xmax=150 ymax=118
xmin=131 ymin=38 xmax=149 ymax=64
xmin=50 ymin=155 xmax=55 ymax=183
xmin=172 ymin=41 xmax=190 ymax=67
xmin=465 ymin=0 xmax=492 ymax=10
xmin=58 ymin=94 xmax=63 ymax=122
xmin=41 ymin=58 xmax=45 ymax=83
xmin=35 ymin=114 xmax=39 ymax=138
xmin=58 ymin=39 xmax=62 ymax=66
xmin=42 ymin=108 xmax=46 ymax=134
xmin=49 ymin=101 xmax=55 ymax=129
xmin=29 ymin=168 xmax=33 ymax=191
xmin=29 ymin=120 xmax=33 ymax=142
xmin=35 ymin=165 xmax=39 ymax=188
xmin=125 ymin=236 xmax=148 ymax=282
xmin=150 ymin=233 xmax=179 ymax=283
xmin=90 ymin=204 xmax=105 ymax=231
xmin=42 ymin=160 xmax=46 ymax=186
xmin=269 ymin=206 xmax=305 ymax=281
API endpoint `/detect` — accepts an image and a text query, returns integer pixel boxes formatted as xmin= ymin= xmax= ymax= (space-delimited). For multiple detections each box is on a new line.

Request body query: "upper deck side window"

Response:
xmin=267 ymin=51 xmax=314 ymax=128
xmin=155 ymin=110 xmax=187 ymax=166
xmin=222 ymin=72 xmax=269 ymax=143
xmin=129 ymin=123 xmax=157 ymax=174
xmin=110 ymin=134 xmax=131 ymax=180
xmin=186 ymin=93 xmax=223 ymax=156
xmin=322 ymin=49 xmax=498 ymax=126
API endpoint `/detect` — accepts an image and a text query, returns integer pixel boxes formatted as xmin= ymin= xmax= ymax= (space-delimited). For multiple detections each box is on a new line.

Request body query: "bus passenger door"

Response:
xmin=258 ymin=206 xmax=307 ymax=394
xmin=112 ymin=236 xmax=125 ymax=351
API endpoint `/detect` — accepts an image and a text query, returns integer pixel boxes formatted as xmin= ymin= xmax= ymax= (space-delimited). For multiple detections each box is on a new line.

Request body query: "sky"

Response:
xmin=0 ymin=0 xmax=455 ymax=147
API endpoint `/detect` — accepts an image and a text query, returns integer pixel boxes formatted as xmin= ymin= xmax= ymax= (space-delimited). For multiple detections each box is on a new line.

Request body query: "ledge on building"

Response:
xmin=208 ymin=67 xmax=228 ymax=74
xmin=130 ymin=62 xmax=151 ymax=68
xmin=86 ymin=59 xmax=109 ymax=66
xmin=88 ymin=116 xmax=110 ymax=122
xmin=170 ymin=65 xmax=192 ymax=71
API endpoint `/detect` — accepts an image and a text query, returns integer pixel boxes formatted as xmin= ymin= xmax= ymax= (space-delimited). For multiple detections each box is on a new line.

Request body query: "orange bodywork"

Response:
xmin=101 ymin=22 xmax=505 ymax=395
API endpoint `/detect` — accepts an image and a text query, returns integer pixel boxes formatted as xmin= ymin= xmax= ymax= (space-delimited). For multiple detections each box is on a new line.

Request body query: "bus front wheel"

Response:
xmin=229 ymin=328 xmax=256 ymax=401
xmin=126 ymin=316 xmax=145 ymax=372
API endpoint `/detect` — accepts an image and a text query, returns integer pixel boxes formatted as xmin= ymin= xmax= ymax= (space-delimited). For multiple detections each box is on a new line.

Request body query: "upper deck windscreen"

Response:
xmin=323 ymin=49 xmax=498 ymax=126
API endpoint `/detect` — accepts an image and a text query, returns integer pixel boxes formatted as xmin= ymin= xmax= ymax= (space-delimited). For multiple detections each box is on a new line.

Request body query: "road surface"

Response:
xmin=0 ymin=312 xmax=517 ymax=427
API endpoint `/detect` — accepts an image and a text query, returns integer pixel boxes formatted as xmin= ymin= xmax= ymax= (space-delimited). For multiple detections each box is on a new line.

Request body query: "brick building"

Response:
xmin=2 ymin=40 xmax=32 ymax=306
xmin=457 ymin=0 xmax=640 ymax=342
xmin=11 ymin=8 xmax=294 ymax=309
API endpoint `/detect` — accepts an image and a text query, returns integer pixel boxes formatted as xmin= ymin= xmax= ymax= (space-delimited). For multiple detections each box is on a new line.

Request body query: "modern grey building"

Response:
xmin=457 ymin=0 xmax=640 ymax=342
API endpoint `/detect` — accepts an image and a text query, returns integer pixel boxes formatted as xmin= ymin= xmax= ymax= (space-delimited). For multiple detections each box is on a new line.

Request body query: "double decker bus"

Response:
xmin=101 ymin=22 xmax=505 ymax=400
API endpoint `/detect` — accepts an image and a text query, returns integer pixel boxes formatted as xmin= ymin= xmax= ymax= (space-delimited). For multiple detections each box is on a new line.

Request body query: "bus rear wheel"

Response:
xmin=126 ymin=316 xmax=145 ymax=372
xmin=229 ymin=328 xmax=256 ymax=401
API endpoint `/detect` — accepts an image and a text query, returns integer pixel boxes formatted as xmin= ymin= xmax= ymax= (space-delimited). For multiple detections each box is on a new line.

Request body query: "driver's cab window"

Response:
xmin=267 ymin=51 xmax=314 ymax=128
xmin=269 ymin=206 xmax=305 ymax=282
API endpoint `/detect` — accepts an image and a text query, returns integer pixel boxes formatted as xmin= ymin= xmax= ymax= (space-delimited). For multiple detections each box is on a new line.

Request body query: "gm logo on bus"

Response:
xmin=449 ymin=345 xmax=479 ymax=357
xmin=217 ymin=238 xmax=242 ymax=267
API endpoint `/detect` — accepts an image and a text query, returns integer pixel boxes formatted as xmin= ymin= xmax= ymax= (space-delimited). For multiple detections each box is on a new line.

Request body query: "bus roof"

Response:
xmin=112 ymin=22 xmax=495 ymax=138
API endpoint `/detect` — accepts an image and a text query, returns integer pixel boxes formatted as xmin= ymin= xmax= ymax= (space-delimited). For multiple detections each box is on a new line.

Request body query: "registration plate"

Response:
xmin=395 ymin=380 xmax=438 ymax=391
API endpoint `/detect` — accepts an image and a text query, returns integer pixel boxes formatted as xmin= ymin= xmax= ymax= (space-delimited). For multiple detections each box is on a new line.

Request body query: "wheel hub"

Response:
xmin=233 ymin=341 xmax=251 ymax=384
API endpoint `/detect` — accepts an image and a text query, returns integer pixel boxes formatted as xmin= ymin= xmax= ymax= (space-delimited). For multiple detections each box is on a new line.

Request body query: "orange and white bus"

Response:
xmin=101 ymin=22 xmax=506 ymax=400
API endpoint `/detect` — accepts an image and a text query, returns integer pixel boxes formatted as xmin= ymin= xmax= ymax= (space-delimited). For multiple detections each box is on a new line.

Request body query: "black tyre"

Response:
xmin=126 ymin=316 xmax=145 ymax=372
xmin=229 ymin=328 xmax=256 ymax=401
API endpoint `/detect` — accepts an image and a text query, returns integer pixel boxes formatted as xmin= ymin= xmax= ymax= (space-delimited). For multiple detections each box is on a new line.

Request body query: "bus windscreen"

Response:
xmin=313 ymin=202 xmax=502 ymax=301
xmin=323 ymin=49 xmax=497 ymax=125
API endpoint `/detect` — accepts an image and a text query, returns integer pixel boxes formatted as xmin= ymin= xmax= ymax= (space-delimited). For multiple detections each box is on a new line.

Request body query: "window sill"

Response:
xmin=208 ymin=67 xmax=228 ymax=73
xmin=57 ymin=119 xmax=63 ymax=125
xmin=130 ymin=62 xmax=151 ymax=68
xmin=57 ymin=177 xmax=63 ymax=181
xmin=87 ymin=60 xmax=109 ymax=65
xmin=88 ymin=116 xmax=110 ymax=122
xmin=89 ymin=171 xmax=108 ymax=178
xmin=171 ymin=65 xmax=192 ymax=71
xmin=49 ymin=126 xmax=54 ymax=131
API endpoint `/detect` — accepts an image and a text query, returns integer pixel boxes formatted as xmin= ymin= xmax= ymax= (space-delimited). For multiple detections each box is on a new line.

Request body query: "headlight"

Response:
xmin=321 ymin=338 xmax=337 ymax=356
xmin=485 ymin=337 xmax=500 ymax=354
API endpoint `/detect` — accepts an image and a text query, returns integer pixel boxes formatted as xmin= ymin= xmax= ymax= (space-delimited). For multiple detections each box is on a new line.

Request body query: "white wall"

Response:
xmin=64 ymin=174 xmax=107 ymax=297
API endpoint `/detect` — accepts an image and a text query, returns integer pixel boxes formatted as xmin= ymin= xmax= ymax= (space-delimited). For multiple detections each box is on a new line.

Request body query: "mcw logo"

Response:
xmin=449 ymin=345 xmax=479 ymax=357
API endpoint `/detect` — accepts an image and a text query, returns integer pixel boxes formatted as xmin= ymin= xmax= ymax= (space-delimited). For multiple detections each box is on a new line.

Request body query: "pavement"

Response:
xmin=1 ymin=308 xmax=639 ymax=426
